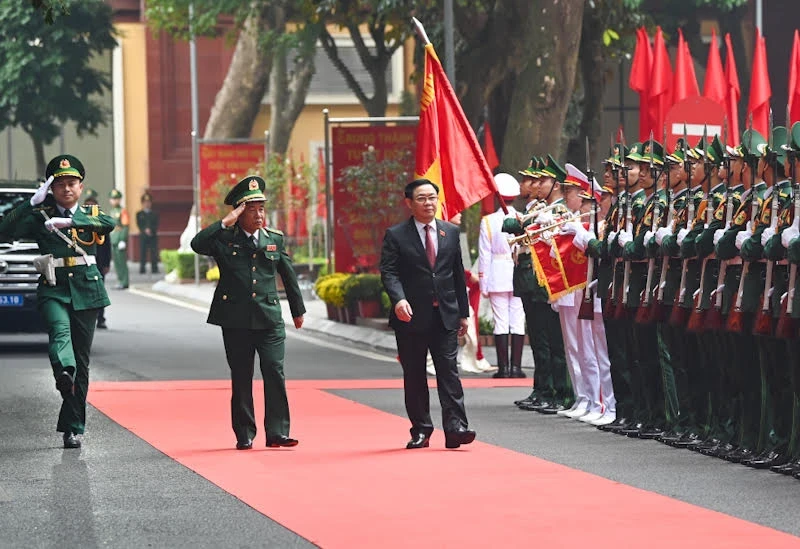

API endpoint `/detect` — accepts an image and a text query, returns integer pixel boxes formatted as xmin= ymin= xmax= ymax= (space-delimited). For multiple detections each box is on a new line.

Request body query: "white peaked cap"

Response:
xmin=494 ymin=172 xmax=520 ymax=198
xmin=564 ymin=163 xmax=590 ymax=191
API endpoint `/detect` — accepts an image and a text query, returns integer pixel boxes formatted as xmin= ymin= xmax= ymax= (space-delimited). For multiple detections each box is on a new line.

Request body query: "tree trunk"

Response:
xmin=501 ymin=1 xmax=585 ymax=171
xmin=565 ymin=4 xmax=612 ymax=168
xmin=32 ymin=136 xmax=45 ymax=176
xmin=268 ymin=8 xmax=317 ymax=155
xmin=203 ymin=7 xmax=273 ymax=139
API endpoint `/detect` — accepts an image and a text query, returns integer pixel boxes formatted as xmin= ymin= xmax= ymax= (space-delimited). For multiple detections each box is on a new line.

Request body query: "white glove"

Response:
xmin=735 ymin=230 xmax=751 ymax=250
xmin=607 ymin=230 xmax=618 ymax=243
xmin=644 ymin=230 xmax=654 ymax=246
xmin=118 ymin=241 xmax=127 ymax=251
xmin=781 ymin=225 xmax=800 ymax=248
xmin=587 ymin=278 xmax=598 ymax=291
xmin=550 ymin=302 xmax=560 ymax=313
xmin=713 ymin=229 xmax=725 ymax=246
xmin=30 ymin=176 xmax=54 ymax=206
xmin=43 ymin=217 xmax=73 ymax=232
xmin=571 ymin=227 xmax=596 ymax=252
xmin=536 ymin=212 xmax=555 ymax=226
xmin=655 ymin=226 xmax=671 ymax=245
xmin=617 ymin=230 xmax=633 ymax=247
xmin=560 ymin=221 xmax=583 ymax=236
xmin=745 ymin=221 xmax=752 ymax=233
xmin=760 ymin=226 xmax=776 ymax=247
xmin=676 ymin=228 xmax=689 ymax=246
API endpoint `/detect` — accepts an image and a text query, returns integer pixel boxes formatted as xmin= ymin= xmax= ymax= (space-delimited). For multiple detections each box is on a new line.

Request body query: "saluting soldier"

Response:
xmin=191 ymin=176 xmax=306 ymax=450
xmin=108 ymin=189 xmax=129 ymax=289
xmin=0 ymin=155 xmax=114 ymax=448
xmin=136 ymin=191 xmax=160 ymax=274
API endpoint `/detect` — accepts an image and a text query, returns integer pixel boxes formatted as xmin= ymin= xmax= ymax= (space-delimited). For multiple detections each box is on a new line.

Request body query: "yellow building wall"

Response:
xmin=116 ymin=22 xmax=150 ymax=235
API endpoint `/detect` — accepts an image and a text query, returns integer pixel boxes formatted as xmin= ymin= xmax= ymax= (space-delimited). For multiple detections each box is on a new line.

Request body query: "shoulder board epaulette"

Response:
xmin=265 ymin=227 xmax=284 ymax=236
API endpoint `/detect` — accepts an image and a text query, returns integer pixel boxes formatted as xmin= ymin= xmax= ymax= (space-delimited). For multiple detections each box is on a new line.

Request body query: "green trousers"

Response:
xmin=38 ymin=298 xmax=98 ymax=435
xmin=522 ymin=299 xmax=570 ymax=404
xmin=112 ymin=245 xmax=129 ymax=288
xmin=221 ymin=327 xmax=290 ymax=442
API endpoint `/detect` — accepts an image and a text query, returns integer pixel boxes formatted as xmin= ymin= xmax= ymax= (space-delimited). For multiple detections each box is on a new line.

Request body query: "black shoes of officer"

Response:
xmin=55 ymin=371 xmax=74 ymax=399
xmin=406 ymin=433 xmax=430 ymax=449
xmin=236 ymin=439 xmax=253 ymax=450
xmin=96 ymin=318 xmax=108 ymax=330
xmin=598 ymin=417 xmax=627 ymax=432
xmin=63 ymin=432 xmax=81 ymax=449
xmin=266 ymin=435 xmax=299 ymax=448
xmin=514 ymin=392 xmax=537 ymax=407
xmin=445 ymin=428 xmax=476 ymax=449
xmin=743 ymin=450 xmax=788 ymax=469
xmin=508 ymin=365 xmax=526 ymax=378
xmin=770 ymin=458 xmax=800 ymax=475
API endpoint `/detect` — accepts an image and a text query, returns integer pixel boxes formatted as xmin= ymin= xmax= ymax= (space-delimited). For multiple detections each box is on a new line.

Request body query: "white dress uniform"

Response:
xmin=478 ymin=206 xmax=525 ymax=335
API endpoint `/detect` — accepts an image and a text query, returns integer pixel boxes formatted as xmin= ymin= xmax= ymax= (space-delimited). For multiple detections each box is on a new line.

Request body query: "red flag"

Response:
xmin=629 ymin=27 xmax=653 ymax=141
xmin=747 ymin=28 xmax=771 ymax=137
xmin=674 ymin=29 xmax=700 ymax=103
xmin=530 ymin=234 xmax=588 ymax=301
xmin=649 ymin=27 xmax=674 ymax=137
xmin=414 ymin=42 xmax=501 ymax=220
xmin=724 ymin=33 xmax=741 ymax=145
xmin=788 ymin=30 xmax=800 ymax=125
xmin=704 ymin=28 xmax=726 ymax=105
xmin=480 ymin=117 xmax=499 ymax=215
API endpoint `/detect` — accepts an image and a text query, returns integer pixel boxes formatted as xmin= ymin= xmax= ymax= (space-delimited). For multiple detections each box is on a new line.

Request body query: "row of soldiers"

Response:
xmin=501 ymin=124 xmax=800 ymax=480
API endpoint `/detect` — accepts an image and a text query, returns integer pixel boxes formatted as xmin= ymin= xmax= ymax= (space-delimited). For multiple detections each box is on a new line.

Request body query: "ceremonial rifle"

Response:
xmin=605 ymin=133 xmax=627 ymax=319
xmin=616 ymin=131 xmax=646 ymax=319
xmin=705 ymin=118 xmax=731 ymax=330
xmin=775 ymin=147 xmax=799 ymax=338
xmin=753 ymin=108 xmax=778 ymax=335
xmin=687 ymin=126 xmax=715 ymax=332
xmin=579 ymin=136 xmax=598 ymax=320
xmin=727 ymin=114 xmax=758 ymax=333
xmin=669 ymin=126 xmax=700 ymax=326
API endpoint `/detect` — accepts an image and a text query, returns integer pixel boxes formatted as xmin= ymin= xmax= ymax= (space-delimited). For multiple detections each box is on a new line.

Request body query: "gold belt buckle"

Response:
xmin=64 ymin=257 xmax=77 ymax=267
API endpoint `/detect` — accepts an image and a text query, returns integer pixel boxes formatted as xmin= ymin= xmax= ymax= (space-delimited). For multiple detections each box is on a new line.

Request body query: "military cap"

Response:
xmin=783 ymin=121 xmax=800 ymax=152
xmin=494 ymin=172 xmax=520 ymax=198
xmin=688 ymin=135 xmax=725 ymax=165
xmin=606 ymin=144 xmax=629 ymax=167
xmin=666 ymin=138 xmax=688 ymax=164
xmin=519 ymin=156 xmax=542 ymax=178
xmin=225 ymin=175 xmax=267 ymax=206
xmin=46 ymin=154 xmax=84 ymax=180
xmin=564 ymin=163 xmax=589 ymax=190
xmin=109 ymin=189 xmax=123 ymax=199
xmin=739 ymin=129 xmax=766 ymax=159
xmin=540 ymin=154 xmax=567 ymax=182
xmin=726 ymin=144 xmax=744 ymax=158
xmin=83 ymin=188 xmax=99 ymax=203
xmin=141 ymin=191 xmax=153 ymax=203
xmin=578 ymin=175 xmax=603 ymax=202
xmin=628 ymin=141 xmax=664 ymax=165
xmin=756 ymin=126 xmax=788 ymax=163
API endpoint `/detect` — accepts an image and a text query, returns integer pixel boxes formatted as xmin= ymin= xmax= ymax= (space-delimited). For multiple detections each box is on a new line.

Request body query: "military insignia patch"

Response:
xmin=248 ymin=179 xmax=259 ymax=191
xmin=266 ymin=244 xmax=277 ymax=251
xmin=59 ymin=158 xmax=70 ymax=169
xmin=713 ymin=202 xmax=725 ymax=221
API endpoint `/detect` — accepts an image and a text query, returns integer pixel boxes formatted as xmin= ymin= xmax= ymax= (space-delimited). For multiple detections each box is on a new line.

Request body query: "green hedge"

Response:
xmin=160 ymin=249 xmax=209 ymax=279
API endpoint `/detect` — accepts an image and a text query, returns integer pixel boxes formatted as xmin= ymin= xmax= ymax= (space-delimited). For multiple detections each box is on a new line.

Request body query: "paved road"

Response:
xmin=1 ymin=286 xmax=798 ymax=548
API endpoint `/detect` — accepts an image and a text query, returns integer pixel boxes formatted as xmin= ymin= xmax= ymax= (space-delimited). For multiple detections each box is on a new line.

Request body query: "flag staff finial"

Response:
xmin=411 ymin=18 xmax=431 ymax=45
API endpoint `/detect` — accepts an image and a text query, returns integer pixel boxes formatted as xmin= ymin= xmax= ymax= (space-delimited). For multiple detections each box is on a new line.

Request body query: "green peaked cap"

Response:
xmin=781 ymin=121 xmax=800 ymax=152
xmin=666 ymin=138 xmax=689 ymax=164
xmin=224 ymin=175 xmax=267 ymax=206
xmin=740 ymin=129 xmax=766 ymax=159
xmin=688 ymin=135 xmax=725 ymax=165
xmin=46 ymin=154 xmax=84 ymax=180
xmin=628 ymin=141 xmax=664 ymax=165
xmin=519 ymin=155 xmax=542 ymax=178
xmin=83 ymin=188 xmax=98 ymax=202
xmin=540 ymin=154 xmax=566 ymax=182
xmin=756 ymin=126 xmax=788 ymax=163
xmin=606 ymin=143 xmax=629 ymax=167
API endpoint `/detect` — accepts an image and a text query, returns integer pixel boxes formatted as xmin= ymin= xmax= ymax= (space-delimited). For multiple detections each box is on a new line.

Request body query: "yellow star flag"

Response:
xmin=413 ymin=19 xmax=502 ymax=220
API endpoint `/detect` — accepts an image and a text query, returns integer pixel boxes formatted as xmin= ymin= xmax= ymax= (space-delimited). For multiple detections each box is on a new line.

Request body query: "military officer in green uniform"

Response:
xmin=0 ymin=155 xmax=114 ymax=448
xmin=108 ymin=189 xmax=129 ymax=289
xmin=191 ymin=175 xmax=306 ymax=450
xmin=136 ymin=191 xmax=160 ymax=274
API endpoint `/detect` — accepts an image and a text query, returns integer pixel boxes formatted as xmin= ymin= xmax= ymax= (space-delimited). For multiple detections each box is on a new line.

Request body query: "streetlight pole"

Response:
xmin=444 ymin=0 xmax=455 ymax=82
xmin=189 ymin=3 xmax=200 ymax=285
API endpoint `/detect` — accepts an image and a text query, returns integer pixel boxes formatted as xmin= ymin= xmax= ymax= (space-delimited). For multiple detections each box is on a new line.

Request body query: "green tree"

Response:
xmin=28 ymin=0 xmax=69 ymax=24
xmin=0 ymin=0 xmax=117 ymax=172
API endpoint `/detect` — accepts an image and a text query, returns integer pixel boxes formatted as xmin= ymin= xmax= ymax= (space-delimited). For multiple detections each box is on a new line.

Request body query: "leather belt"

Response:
xmin=54 ymin=256 xmax=96 ymax=268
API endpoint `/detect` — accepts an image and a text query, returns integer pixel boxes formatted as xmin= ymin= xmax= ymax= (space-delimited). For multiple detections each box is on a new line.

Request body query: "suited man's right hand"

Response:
xmin=30 ymin=176 xmax=54 ymax=206
xmin=394 ymin=299 xmax=413 ymax=322
xmin=221 ymin=203 xmax=246 ymax=228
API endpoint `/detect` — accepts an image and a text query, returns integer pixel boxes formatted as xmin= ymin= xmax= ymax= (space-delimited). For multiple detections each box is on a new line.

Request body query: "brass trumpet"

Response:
xmin=507 ymin=210 xmax=594 ymax=247
xmin=515 ymin=201 xmax=564 ymax=223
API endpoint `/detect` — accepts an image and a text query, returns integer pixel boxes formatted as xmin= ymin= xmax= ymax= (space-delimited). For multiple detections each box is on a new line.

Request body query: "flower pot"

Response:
xmin=479 ymin=335 xmax=495 ymax=347
xmin=357 ymin=299 xmax=382 ymax=318
xmin=347 ymin=303 xmax=359 ymax=324
xmin=336 ymin=306 xmax=348 ymax=323
xmin=326 ymin=303 xmax=337 ymax=320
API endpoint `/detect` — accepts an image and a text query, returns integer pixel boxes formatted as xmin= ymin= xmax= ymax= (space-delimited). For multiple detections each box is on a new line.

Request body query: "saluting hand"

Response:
xmin=222 ymin=203 xmax=246 ymax=228
xmin=30 ymin=176 xmax=54 ymax=206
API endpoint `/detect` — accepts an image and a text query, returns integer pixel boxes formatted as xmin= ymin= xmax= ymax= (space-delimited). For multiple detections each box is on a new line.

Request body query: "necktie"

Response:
xmin=424 ymin=224 xmax=436 ymax=268
xmin=252 ymin=235 xmax=259 ymax=248
xmin=64 ymin=209 xmax=72 ymax=218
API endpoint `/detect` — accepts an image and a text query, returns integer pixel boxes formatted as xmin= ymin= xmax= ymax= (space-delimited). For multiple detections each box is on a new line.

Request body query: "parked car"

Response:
xmin=0 ymin=181 xmax=45 ymax=332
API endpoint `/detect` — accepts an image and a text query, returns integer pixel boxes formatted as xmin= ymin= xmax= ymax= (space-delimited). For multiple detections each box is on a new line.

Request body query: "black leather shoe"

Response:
xmin=656 ymin=430 xmax=684 ymax=445
xmin=619 ymin=422 xmax=645 ymax=437
xmin=539 ymin=403 xmax=566 ymax=415
xmin=793 ymin=468 xmax=800 ymax=480
xmin=725 ymin=447 xmax=754 ymax=463
xmin=236 ymin=439 xmax=253 ymax=450
xmin=266 ymin=435 xmax=299 ymax=448
xmin=96 ymin=319 xmax=108 ymax=329
xmin=508 ymin=365 xmax=526 ymax=378
xmin=671 ymin=432 xmax=702 ymax=448
xmin=406 ymin=433 xmax=430 ymax=449
xmin=445 ymin=428 xmax=476 ymax=449
xmin=638 ymin=425 xmax=665 ymax=439
xmin=770 ymin=458 xmax=800 ymax=474
xmin=55 ymin=371 xmax=74 ymax=398
xmin=519 ymin=400 xmax=551 ymax=411
xmin=514 ymin=392 xmax=537 ymax=407
xmin=744 ymin=451 xmax=788 ymax=469
xmin=63 ymin=432 xmax=81 ymax=449
xmin=705 ymin=442 xmax=736 ymax=458
xmin=598 ymin=417 xmax=627 ymax=432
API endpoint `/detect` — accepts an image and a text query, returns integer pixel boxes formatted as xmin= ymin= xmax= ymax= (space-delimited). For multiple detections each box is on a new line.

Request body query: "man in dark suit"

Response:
xmin=191 ymin=175 xmax=306 ymax=450
xmin=136 ymin=191 xmax=160 ymax=274
xmin=379 ymin=178 xmax=476 ymax=450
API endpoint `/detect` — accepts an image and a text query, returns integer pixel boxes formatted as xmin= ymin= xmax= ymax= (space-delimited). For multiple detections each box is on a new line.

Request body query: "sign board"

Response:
xmin=198 ymin=143 xmax=266 ymax=224
xmin=664 ymin=97 xmax=727 ymax=150
xmin=331 ymin=125 xmax=416 ymax=273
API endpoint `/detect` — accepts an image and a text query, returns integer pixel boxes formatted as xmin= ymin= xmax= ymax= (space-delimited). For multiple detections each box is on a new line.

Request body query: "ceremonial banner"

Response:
xmin=530 ymin=233 xmax=588 ymax=301
xmin=199 ymin=143 xmax=265 ymax=222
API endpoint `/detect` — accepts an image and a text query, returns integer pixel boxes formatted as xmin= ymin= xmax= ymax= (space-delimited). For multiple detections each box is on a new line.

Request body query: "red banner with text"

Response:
xmin=331 ymin=125 xmax=416 ymax=273
xmin=199 ymin=143 xmax=265 ymax=223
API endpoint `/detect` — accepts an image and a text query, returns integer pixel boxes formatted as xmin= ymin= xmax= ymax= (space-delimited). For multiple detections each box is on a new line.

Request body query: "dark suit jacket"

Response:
xmin=380 ymin=217 xmax=469 ymax=333
xmin=191 ymin=221 xmax=306 ymax=330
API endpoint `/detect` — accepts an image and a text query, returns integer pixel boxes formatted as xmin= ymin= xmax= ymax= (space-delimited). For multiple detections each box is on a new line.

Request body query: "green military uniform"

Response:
xmin=504 ymin=156 xmax=570 ymax=411
xmin=191 ymin=176 xmax=306 ymax=448
xmin=109 ymin=189 xmax=129 ymax=289
xmin=0 ymin=155 xmax=113 ymax=445
xmin=136 ymin=192 xmax=160 ymax=274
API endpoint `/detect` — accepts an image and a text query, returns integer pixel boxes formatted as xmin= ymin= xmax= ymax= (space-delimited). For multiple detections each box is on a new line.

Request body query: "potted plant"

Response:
xmin=314 ymin=273 xmax=351 ymax=321
xmin=344 ymin=274 xmax=385 ymax=318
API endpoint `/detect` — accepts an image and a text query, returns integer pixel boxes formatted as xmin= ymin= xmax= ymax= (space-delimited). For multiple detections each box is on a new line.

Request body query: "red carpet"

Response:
xmin=89 ymin=380 xmax=800 ymax=549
